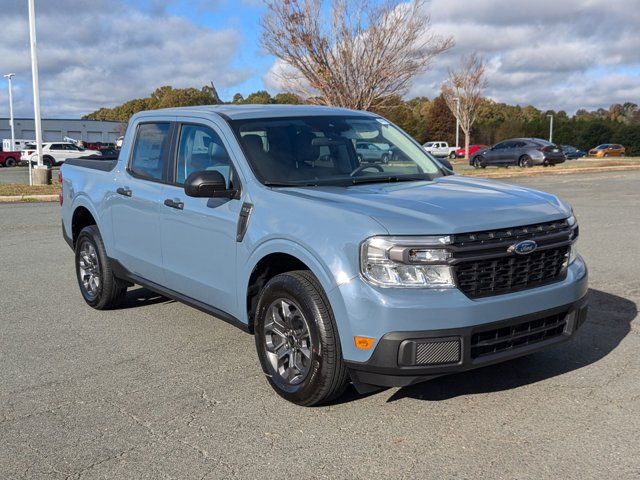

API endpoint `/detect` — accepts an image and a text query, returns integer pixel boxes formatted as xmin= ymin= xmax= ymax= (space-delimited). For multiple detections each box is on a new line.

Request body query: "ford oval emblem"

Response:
xmin=508 ymin=240 xmax=537 ymax=255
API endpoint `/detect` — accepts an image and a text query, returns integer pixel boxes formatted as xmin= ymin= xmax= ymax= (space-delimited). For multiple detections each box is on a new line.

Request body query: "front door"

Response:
xmin=160 ymin=122 xmax=242 ymax=315
xmin=110 ymin=121 xmax=173 ymax=284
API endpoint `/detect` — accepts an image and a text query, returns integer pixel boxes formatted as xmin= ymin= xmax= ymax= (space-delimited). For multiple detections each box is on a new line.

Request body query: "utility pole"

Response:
xmin=455 ymin=97 xmax=460 ymax=149
xmin=3 ymin=74 xmax=16 ymax=151
xmin=547 ymin=114 xmax=554 ymax=143
xmin=28 ymin=0 xmax=48 ymax=185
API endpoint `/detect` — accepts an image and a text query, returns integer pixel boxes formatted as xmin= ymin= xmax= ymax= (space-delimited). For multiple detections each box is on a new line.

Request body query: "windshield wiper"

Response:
xmin=263 ymin=181 xmax=301 ymax=187
xmin=350 ymin=175 xmax=430 ymax=185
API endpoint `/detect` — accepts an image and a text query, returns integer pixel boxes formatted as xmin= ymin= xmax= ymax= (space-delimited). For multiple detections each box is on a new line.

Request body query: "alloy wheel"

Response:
xmin=263 ymin=298 xmax=313 ymax=385
xmin=78 ymin=240 xmax=101 ymax=299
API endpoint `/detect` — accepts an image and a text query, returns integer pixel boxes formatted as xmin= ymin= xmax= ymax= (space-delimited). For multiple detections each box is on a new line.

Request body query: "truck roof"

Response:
xmin=134 ymin=104 xmax=377 ymax=121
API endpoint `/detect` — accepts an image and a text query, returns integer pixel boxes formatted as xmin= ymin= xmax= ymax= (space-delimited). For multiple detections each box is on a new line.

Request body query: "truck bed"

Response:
xmin=64 ymin=156 xmax=119 ymax=172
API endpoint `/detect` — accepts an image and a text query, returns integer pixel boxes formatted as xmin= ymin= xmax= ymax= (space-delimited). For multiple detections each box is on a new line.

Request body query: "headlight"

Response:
xmin=360 ymin=236 xmax=455 ymax=288
xmin=569 ymin=239 xmax=578 ymax=264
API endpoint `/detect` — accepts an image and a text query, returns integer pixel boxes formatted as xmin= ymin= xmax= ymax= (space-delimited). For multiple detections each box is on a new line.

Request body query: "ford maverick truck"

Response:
xmin=61 ymin=105 xmax=588 ymax=406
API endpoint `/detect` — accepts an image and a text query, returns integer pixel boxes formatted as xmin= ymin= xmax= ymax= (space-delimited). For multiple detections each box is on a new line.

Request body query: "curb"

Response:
xmin=0 ymin=194 xmax=59 ymax=203
xmin=459 ymin=164 xmax=640 ymax=179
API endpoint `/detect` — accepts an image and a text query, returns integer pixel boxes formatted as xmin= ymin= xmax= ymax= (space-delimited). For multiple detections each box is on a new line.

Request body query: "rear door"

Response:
xmin=159 ymin=119 xmax=243 ymax=315
xmin=110 ymin=120 xmax=174 ymax=284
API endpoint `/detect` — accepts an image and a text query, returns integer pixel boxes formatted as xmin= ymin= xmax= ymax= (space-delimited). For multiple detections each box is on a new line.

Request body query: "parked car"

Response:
xmin=61 ymin=105 xmax=587 ymax=406
xmin=3 ymin=139 xmax=34 ymax=151
xmin=355 ymin=142 xmax=392 ymax=163
xmin=21 ymin=142 xmax=101 ymax=167
xmin=422 ymin=141 xmax=457 ymax=158
xmin=0 ymin=150 xmax=21 ymax=167
xmin=588 ymin=144 xmax=625 ymax=157
xmin=454 ymin=144 xmax=487 ymax=159
xmin=561 ymin=145 xmax=586 ymax=160
xmin=470 ymin=138 xmax=566 ymax=168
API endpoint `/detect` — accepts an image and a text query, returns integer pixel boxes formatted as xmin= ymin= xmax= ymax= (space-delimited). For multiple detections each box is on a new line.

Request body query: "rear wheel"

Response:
xmin=75 ymin=225 xmax=127 ymax=310
xmin=255 ymin=270 xmax=348 ymax=406
xmin=43 ymin=156 xmax=54 ymax=167
xmin=449 ymin=152 xmax=456 ymax=159
xmin=518 ymin=155 xmax=532 ymax=168
xmin=381 ymin=153 xmax=390 ymax=164
xmin=4 ymin=157 xmax=17 ymax=167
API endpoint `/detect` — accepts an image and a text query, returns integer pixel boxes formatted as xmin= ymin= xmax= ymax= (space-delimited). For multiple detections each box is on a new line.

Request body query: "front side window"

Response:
xmin=129 ymin=123 xmax=170 ymax=181
xmin=231 ymin=116 xmax=443 ymax=186
xmin=175 ymin=125 xmax=232 ymax=186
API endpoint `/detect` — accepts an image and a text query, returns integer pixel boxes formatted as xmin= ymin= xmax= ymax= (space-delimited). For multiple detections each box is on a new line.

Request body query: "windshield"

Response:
xmin=230 ymin=116 xmax=443 ymax=186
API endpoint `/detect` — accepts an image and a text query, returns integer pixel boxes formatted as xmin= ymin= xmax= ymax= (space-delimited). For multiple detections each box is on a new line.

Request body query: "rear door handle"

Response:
xmin=164 ymin=198 xmax=184 ymax=210
xmin=116 ymin=187 xmax=132 ymax=197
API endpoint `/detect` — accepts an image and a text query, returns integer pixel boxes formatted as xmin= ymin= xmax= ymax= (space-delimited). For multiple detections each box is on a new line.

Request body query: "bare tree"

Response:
xmin=441 ymin=53 xmax=487 ymax=160
xmin=261 ymin=0 xmax=453 ymax=110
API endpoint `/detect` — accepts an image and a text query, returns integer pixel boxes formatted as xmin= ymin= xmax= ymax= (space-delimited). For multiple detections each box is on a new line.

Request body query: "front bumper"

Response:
xmin=347 ymin=293 xmax=589 ymax=388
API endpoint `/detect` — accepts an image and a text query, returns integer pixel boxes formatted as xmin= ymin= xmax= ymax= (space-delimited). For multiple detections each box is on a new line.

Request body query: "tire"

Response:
xmin=381 ymin=154 xmax=390 ymax=164
xmin=604 ymin=153 xmax=609 ymax=157
xmin=255 ymin=270 xmax=348 ymax=406
xmin=472 ymin=156 xmax=485 ymax=169
xmin=4 ymin=157 xmax=17 ymax=167
xmin=518 ymin=155 xmax=532 ymax=168
xmin=75 ymin=225 xmax=127 ymax=310
xmin=449 ymin=152 xmax=456 ymax=159
xmin=357 ymin=154 xmax=364 ymax=163
xmin=43 ymin=156 xmax=54 ymax=167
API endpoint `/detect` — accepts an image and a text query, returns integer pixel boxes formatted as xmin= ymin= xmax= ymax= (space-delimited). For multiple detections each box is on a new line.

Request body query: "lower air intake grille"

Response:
xmin=415 ymin=337 xmax=461 ymax=365
xmin=470 ymin=311 xmax=568 ymax=359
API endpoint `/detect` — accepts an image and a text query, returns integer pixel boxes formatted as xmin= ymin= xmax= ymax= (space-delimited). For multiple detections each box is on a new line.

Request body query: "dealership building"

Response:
xmin=0 ymin=118 xmax=124 ymax=145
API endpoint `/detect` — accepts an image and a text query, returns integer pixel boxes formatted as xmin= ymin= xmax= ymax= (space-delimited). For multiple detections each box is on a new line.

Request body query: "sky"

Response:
xmin=0 ymin=0 xmax=639 ymax=119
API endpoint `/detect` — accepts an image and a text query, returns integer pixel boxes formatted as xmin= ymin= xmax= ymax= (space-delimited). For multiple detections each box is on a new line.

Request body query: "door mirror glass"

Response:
xmin=184 ymin=170 xmax=234 ymax=198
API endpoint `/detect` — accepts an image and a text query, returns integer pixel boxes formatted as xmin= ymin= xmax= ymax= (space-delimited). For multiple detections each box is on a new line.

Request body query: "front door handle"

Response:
xmin=164 ymin=198 xmax=184 ymax=210
xmin=116 ymin=187 xmax=132 ymax=197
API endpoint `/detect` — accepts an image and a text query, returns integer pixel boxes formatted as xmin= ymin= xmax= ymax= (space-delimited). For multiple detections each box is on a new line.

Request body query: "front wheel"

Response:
xmin=255 ymin=271 xmax=348 ymax=406
xmin=472 ymin=157 xmax=485 ymax=169
xmin=75 ymin=225 xmax=127 ymax=310
xmin=449 ymin=152 xmax=456 ymax=159
xmin=43 ymin=156 xmax=54 ymax=167
xmin=381 ymin=153 xmax=390 ymax=164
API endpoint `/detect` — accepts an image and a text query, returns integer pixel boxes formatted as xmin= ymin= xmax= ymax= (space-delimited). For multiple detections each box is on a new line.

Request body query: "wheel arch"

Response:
xmin=242 ymin=241 xmax=338 ymax=333
xmin=69 ymin=198 xmax=101 ymax=247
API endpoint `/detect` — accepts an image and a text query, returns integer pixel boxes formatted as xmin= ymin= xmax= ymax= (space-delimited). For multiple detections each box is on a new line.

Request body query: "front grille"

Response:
xmin=470 ymin=311 xmax=568 ymax=359
xmin=451 ymin=219 xmax=575 ymax=298
xmin=455 ymin=245 xmax=569 ymax=298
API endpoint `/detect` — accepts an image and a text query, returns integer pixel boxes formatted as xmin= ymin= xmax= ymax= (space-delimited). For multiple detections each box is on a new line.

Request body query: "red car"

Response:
xmin=455 ymin=144 xmax=488 ymax=158
xmin=0 ymin=150 xmax=21 ymax=167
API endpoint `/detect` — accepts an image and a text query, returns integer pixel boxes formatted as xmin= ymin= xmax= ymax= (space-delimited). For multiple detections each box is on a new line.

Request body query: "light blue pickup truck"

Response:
xmin=61 ymin=105 xmax=588 ymax=406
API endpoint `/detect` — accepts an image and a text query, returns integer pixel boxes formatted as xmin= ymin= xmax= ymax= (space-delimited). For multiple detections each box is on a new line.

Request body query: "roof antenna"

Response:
xmin=210 ymin=81 xmax=223 ymax=104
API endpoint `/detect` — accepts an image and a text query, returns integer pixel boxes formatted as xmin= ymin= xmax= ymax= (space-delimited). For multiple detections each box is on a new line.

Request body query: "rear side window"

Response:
xmin=175 ymin=124 xmax=232 ymax=186
xmin=129 ymin=123 xmax=171 ymax=181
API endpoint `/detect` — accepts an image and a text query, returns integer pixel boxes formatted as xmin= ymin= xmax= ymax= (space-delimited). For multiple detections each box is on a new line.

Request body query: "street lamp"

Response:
xmin=547 ymin=114 xmax=554 ymax=143
xmin=3 ymin=73 xmax=16 ymax=151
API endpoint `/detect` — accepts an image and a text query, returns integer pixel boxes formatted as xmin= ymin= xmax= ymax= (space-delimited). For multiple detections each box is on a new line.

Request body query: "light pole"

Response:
xmin=455 ymin=97 xmax=460 ymax=149
xmin=28 ymin=0 xmax=48 ymax=185
xmin=3 ymin=74 xmax=16 ymax=151
xmin=547 ymin=114 xmax=554 ymax=143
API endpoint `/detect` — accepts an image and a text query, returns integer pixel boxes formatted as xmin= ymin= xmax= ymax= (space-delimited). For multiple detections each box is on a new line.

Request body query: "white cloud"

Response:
xmin=0 ymin=1 xmax=249 ymax=117
xmin=263 ymin=0 xmax=640 ymax=113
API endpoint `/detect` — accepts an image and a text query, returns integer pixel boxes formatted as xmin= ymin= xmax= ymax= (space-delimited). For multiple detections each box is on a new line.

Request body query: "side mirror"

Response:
xmin=184 ymin=170 xmax=235 ymax=198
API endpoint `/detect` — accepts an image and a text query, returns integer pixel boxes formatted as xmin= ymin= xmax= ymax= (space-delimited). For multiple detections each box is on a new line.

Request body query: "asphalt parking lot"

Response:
xmin=1 ymin=171 xmax=638 ymax=479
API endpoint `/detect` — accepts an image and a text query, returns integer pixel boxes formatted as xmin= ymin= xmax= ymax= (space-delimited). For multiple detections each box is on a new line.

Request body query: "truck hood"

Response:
xmin=277 ymin=175 xmax=571 ymax=235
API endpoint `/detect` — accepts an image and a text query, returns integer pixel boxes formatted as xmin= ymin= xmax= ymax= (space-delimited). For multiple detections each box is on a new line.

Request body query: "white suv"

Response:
xmin=21 ymin=142 xmax=101 ymax=167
